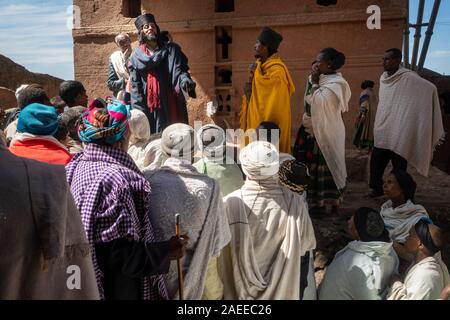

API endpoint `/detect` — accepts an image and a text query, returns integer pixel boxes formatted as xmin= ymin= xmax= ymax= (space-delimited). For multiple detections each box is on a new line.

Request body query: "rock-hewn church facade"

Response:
xmin=73 ymin=0 xmax=406 ymax=143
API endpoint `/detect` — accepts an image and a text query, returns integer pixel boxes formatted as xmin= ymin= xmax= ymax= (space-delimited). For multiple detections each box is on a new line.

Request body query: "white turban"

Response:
xmin=129 ymin=109 xmax=151 ymax=144
xmin=240 ymin=141 xmax=279 ymax=180
xmin=197 ymin=124 xmax=226 ymax=163
xmin=161 ymin=123 xmax=195 ymax=158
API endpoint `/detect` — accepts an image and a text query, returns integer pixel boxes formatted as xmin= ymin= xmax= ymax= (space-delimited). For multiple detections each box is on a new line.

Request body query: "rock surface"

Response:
xmin=0 ymin=54 xmax=64 ymax=99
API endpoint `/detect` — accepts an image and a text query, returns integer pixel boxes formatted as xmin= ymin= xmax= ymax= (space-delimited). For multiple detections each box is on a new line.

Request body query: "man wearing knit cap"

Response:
xmin=319 ymin=207 xmax=398 ymax=300
xmin=129 ymin=13 xmax=196 ymax=134
xmin=240 ymin=27 xmax=295 ymax=154
xmin=9 ymin=103 xmax=72 ymax=165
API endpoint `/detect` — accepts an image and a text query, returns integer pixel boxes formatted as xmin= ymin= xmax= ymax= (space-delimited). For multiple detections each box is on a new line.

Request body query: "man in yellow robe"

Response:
xmin=240 ymin=27 xmax=295 ymax=154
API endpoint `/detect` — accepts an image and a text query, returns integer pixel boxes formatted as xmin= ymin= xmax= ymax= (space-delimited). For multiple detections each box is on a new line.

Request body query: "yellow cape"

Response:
xmin=240 ymin=54 xmax=295 ymax=153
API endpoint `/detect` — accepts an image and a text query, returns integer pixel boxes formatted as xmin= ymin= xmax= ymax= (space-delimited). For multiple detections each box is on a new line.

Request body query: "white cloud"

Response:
xmin=430 ymin=50 xmax=450 ymax=58
xmin=0 ymin=1 xmax=74 ymax=79
xmin=0 ymin=4 xmax=53 ymax=17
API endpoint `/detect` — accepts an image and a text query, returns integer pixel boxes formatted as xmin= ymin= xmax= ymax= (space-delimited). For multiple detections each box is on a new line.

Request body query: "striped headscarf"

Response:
xmin=79 ymin=99 xmax=130 ymax=145
xmin=279 ymin=160 xmax=310 ymax=193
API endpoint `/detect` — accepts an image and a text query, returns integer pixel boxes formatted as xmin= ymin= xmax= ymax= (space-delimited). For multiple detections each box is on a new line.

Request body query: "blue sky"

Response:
xmin=0 ymin=0 xmax=73 ymax=79
xmin=0 ymin=0 xmax=449 ymax=79
xmin=409 ymin=0 xmax=450 ymax=75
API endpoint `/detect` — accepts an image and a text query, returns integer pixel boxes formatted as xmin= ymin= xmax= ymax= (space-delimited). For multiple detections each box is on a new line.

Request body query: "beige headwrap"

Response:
xmin=239 ymin=141 xmax=279 ymax=180
xmin=197 ymin=124 xmax=226 ymax=163
xmin=161 ymin=123 xmax=195 ymax=159
xmin=129 ymin=109 xmax=151 ymax=144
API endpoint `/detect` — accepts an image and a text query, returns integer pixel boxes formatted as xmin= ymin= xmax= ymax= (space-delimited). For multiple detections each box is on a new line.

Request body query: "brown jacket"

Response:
xmin=0 ymin=145 xmax=99 ymax=299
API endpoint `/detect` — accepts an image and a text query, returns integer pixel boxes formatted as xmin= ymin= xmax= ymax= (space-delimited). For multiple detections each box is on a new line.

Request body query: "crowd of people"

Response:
xmin=0 ymin=12 xmax=449 ymax=300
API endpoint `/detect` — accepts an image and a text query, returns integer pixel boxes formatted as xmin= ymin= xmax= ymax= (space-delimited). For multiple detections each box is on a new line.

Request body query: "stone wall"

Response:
xmin=0 ymin=87 xmax=16 ymax=110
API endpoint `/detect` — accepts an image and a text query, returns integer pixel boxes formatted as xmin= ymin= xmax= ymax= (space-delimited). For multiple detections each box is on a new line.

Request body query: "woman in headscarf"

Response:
xmin=387 ymin=219 xmax=449 ymax=300
xmin=220 ymin=141 xmax=316 ymax=300
xmin=127 ymin=108 xmax=166 ymax=172
xmin=380 ymin=169 xmax=429 ymax=265
xmin=278 ymin=159 xmax=316 ymax=300
xmin=353 ymin=80 xmax=378 ymax=151
xmin=193 ymin=124 xmax=244 ymax=197
xmin=293 ymin=48 xmax=351 ymax=215
xmin=66 ymin=100 xmax=187 ymax=300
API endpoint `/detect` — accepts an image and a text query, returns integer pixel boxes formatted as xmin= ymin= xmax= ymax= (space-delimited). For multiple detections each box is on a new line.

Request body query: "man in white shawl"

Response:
xmin=369 ymin=48 xmax=445 ymax=197
xmin=144 ymin=123 xmax=231 ymax=300
xmin=219 ymin=141 xmax=316 ymax=300
xmin=128 ymin=109 xmax=166 ymax=172
xmin=387 ymin=220 xmax=450 ymax=300
xmin=107 ymin=33 xmax=132 ymax=100
xmin=194 ymin=124 xmax=244 ymax=197
xmin=319 ymin=207 xmax=398 ymax=300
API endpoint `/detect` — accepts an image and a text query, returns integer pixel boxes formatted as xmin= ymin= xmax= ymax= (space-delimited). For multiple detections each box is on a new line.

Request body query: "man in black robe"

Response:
xmin=129 ymin=13 xmax=196 ymax=133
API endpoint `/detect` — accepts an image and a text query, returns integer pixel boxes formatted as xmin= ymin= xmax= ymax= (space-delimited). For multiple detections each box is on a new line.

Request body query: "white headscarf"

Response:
xmin=129 ymin=109 xmax=151 ymax=145
xmin=239 ymin=141 xmax=279 ymax=180
xmin=161 ymin=123 xmax=195 ymax=159
xmin=197 ymin=124 xmax=226 ymax=163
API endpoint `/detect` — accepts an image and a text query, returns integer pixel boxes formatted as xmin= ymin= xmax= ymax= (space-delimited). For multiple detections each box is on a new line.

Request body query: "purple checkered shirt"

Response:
xmin=66 ymin=143 xmax=168 ymax=300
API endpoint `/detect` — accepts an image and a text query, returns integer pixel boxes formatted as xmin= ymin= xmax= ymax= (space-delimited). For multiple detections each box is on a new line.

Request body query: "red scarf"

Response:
xmin=140 ymin=44 xmax=161 ymax=112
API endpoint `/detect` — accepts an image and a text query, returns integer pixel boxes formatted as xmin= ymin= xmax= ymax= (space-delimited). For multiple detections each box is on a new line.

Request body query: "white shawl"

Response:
xmin=380 ymin=200 xmax=429 ymax=243
xmin=319 ymin=240 xmax=398 ymax=300
xmin=110 ymin=50 xmax=129 ymax=81
xmin=144 ymin=158 xmax=231 ymax=299
xmin=374 ymin=68 xmax=445 ymax=177
xmin=220 ymin=178 xmax=316 ymax=300
xmin=310 ymin=73 xmax=351 ymax=189
xmin=388 ymin=253 xmax=450 ymax=300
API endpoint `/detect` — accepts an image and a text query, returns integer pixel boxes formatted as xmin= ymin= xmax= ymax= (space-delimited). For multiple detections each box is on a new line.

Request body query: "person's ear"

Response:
xmin=418 ymin=241 xmax=425 ymax=251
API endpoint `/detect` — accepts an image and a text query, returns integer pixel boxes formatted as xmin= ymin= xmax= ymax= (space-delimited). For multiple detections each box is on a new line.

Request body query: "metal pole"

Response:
xmin=411 ymin=0 xmax=425 ymax=70
xmin=403 ymin=0 xmax=410 ymax=68
xmin=418 ymin=0 xmax=441 ymax=71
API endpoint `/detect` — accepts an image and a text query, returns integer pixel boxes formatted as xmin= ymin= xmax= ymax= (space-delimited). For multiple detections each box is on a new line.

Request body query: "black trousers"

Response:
xmin=369 ymin=147 xmax=408 ymax=193
xmin=299 ymin=251 xmax=310 ymax=300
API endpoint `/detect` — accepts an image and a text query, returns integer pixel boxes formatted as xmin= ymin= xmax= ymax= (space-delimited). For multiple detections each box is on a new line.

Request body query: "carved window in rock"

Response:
xmin=122 ymin=0 xmax=141 ymax=18
xmin=216 ymin=26 xmax=232 ymax=62
xmin=215 ymin=66 xmax=232 ymax=88
xmin=215 ymin=0 xmax=235 ymax=13
xmin=216 ymin=90 xmax=232 ymax=113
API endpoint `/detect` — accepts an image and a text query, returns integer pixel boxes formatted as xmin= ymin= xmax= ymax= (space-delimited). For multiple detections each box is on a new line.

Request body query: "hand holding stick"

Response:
xmin=175 ymin=213 xmax=184 ymax=300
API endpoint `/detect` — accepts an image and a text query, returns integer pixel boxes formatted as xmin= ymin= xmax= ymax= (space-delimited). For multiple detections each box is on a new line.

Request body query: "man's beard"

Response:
xmin=146 ymin=33 xmax=158 ymax=42
xmin=254 ymin=53 xmax=261 ymax=59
